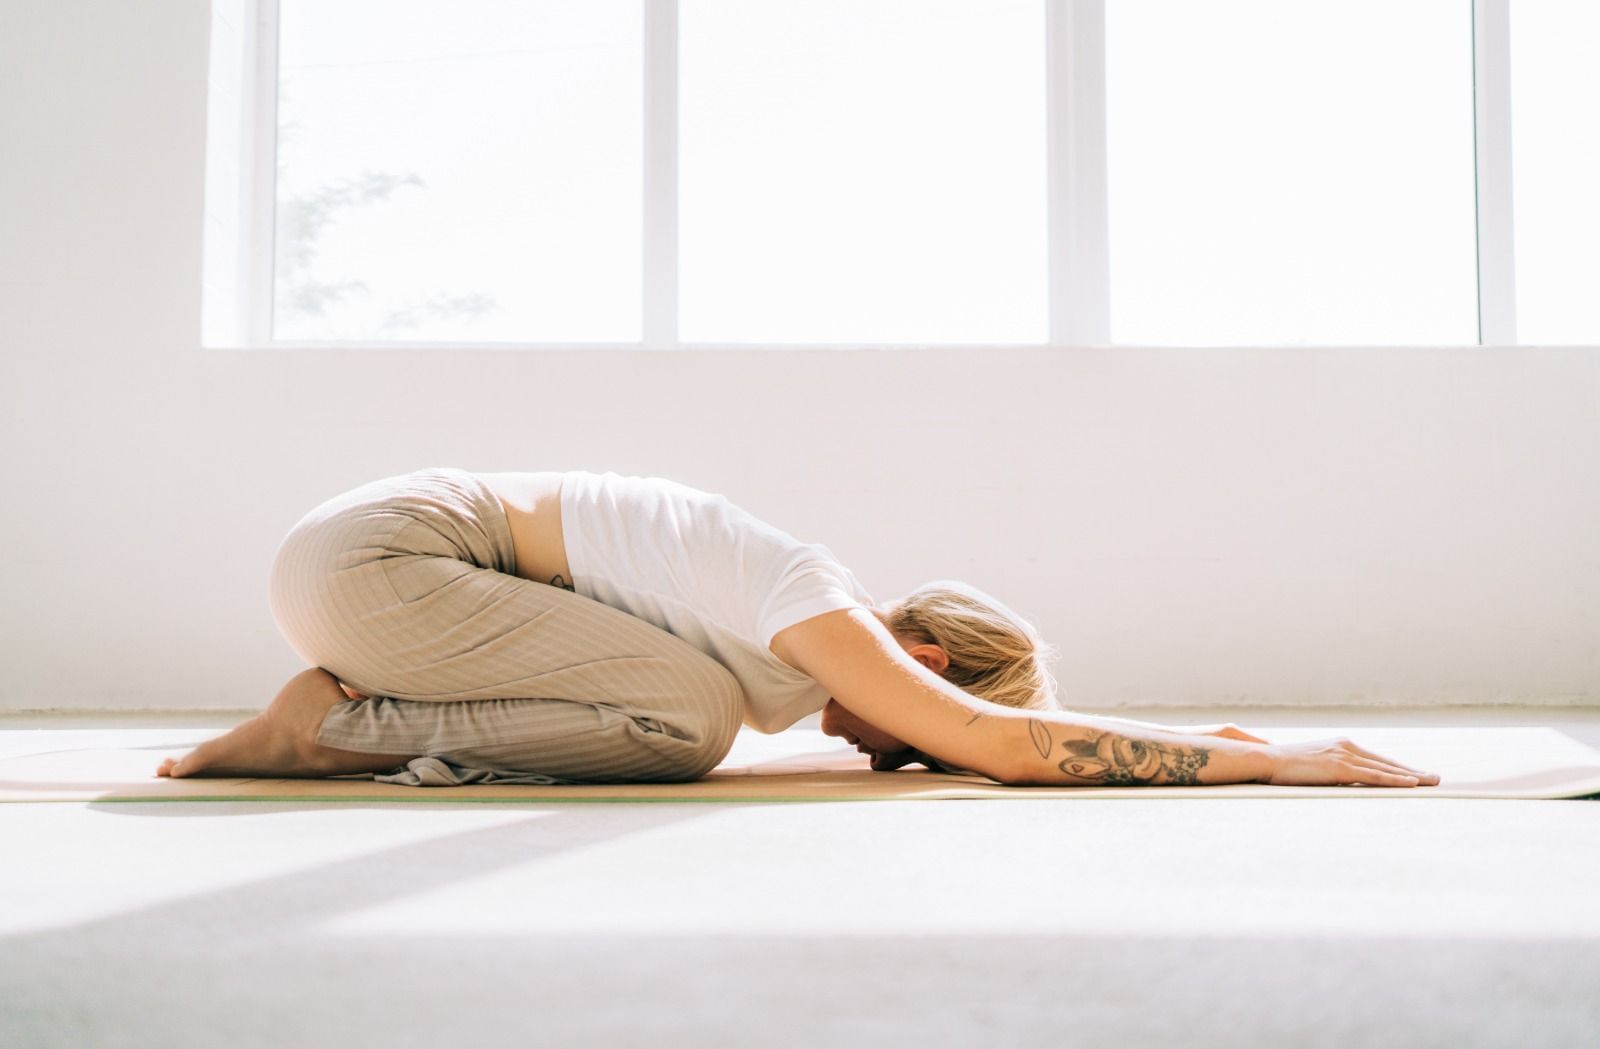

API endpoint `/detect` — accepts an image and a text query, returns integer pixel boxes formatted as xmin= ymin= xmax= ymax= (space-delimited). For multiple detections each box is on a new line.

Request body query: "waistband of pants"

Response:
xmin=294 ymin=466 xmax=519 ymax=576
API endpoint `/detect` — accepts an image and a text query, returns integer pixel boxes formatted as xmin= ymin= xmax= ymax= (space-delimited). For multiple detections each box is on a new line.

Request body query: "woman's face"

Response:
xmin=819 ymin=697 xmax=914 ymax=771
xmin=818 ymin=619 xmax=950 ymax=771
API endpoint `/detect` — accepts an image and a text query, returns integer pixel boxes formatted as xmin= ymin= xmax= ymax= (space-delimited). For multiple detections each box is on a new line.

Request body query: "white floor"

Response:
xmin=3 ymin=706 xmax=1597 ymax=1049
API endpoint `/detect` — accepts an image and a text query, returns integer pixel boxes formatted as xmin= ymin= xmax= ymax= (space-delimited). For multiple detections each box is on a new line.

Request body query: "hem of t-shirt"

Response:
xmin=558 ymin=470 xmax=591 ymax=599
xmin=745 ymin=692 xmax=832 ymax=735
xmin=554 ymin=539 xmax=821 ymax=699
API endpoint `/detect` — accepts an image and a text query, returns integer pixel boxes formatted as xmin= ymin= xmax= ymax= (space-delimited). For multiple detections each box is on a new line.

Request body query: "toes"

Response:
xmin=161 ymin=745 xmax=209 ymax=778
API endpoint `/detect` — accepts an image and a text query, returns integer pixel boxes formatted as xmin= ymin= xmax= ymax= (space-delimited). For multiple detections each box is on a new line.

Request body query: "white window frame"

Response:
xmin=1472 ymin=0 xmax=1517 ymax=345
xmin=206 ymin=0 xmax=1522 ymax=350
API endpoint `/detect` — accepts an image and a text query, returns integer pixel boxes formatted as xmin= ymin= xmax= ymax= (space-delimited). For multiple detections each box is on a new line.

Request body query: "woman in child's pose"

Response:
xmin=159 ymin=467 xmax=1438 ymax=790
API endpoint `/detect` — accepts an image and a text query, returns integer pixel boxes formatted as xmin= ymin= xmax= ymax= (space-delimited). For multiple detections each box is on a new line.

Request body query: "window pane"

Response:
xmin=1105 ymin=1 xmax=1478 ymax=345
xmin=1511 ymin=1 xmax=1600 ymax=345
xmin=679 ymin=0 xmax=1047 ymax=344
xmin=274 ymin=0 xmax=640 ymax=342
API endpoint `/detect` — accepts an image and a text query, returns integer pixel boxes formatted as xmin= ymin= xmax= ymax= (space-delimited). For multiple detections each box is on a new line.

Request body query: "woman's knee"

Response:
xmin=654 ymin=663 xmax=744 ymax=781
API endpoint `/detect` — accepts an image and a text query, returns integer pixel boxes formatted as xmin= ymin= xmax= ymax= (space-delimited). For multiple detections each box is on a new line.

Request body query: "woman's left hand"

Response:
xmin=858 ymin=745 xmax=938 ymax=773
xmin=865 ymin=747 xmax=978 ymax=774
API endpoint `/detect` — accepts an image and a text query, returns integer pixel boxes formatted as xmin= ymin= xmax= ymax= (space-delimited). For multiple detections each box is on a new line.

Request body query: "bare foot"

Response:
xmin=157 ymin=667 xmax=408 ymax=779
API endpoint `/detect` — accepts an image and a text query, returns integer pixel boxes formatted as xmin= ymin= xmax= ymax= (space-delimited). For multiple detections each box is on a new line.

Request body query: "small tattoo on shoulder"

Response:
xmin=550 ymin=574 xmax=575 ymax=592
xmin=965 ymin=712 xmax=986 ymax=727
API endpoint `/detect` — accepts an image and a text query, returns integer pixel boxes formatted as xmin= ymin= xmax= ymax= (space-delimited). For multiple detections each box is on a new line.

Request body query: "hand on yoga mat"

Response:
xmin=1261 ymin=737 xmax=1441 ymax=788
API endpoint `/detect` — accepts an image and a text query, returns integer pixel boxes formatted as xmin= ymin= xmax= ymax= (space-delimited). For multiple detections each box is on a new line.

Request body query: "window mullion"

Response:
xmin=1473 ymin=0 xmax=1517 ymax=345
xmin=643 ymin=0 xmax=679 ymax=348
xmin=1046 ymin=0 xmax=1108 ymax=346
xmin=247 ymin=0 xmax=280 ymax=347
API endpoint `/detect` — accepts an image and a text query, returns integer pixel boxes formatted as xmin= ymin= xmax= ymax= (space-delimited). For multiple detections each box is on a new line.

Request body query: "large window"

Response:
xmin=1105 ymin=0 xmax=1478 ymax=346
xmin=274 ymin=0 xmax=642 ymax=342
xmin=1510 ymin=0 xmax=1600 ymax=345
xmin=679 ymin=0 xmax=1046 ymax=344
xmin=202 ymin=0 xmax=1600 ymax=348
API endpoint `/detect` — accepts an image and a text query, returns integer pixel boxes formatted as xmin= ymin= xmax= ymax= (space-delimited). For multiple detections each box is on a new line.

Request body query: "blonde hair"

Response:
xmin=878 ymin=580 xmax=1061 ymax=712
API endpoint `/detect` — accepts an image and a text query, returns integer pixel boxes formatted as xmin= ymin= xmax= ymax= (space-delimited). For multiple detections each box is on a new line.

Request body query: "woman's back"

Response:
xmin=480 ymin=469 xmax=876 ymax=734
xmin=476 ymin=470 xmax=574 ymax=588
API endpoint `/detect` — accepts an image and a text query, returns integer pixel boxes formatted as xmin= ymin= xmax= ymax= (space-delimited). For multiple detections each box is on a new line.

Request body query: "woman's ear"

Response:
xmin=906 ymin=643 xmax=949 ymax=676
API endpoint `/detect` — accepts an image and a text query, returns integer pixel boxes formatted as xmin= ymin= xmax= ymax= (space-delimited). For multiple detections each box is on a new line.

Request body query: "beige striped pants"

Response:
xmin=267 ymin=467 xmax=744 ymax=783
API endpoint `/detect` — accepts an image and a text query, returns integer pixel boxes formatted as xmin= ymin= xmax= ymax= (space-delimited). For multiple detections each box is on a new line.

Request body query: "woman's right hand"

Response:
xmin=1261 ymin=737 xmax=1440 ymax=787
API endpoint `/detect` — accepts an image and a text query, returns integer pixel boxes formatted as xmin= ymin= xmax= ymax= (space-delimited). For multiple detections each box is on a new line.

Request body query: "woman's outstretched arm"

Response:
xmin=1050 ymin=710 xmax=1270 ymax=745
xmin=772 ymin=607 xmax=1438 ymax=788
xmin=772 ymin=607 xmax=1269 ymax=786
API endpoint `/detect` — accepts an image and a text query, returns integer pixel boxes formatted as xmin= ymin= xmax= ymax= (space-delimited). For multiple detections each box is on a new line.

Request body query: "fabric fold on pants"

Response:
xmin=371 ymin=756 xmax=578 ymax=787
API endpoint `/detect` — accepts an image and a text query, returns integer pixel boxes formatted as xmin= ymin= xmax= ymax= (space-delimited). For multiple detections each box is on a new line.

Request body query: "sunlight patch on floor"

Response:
xmin=0 ymin=804 xmax=545 ymax=936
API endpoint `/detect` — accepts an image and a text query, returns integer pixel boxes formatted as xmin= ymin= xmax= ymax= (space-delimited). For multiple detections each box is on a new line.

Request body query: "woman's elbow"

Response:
xmin=929 ymin=748 xmax=1021 ymax=786
xmin=989 ymin=755 xmax=1028 ymax=786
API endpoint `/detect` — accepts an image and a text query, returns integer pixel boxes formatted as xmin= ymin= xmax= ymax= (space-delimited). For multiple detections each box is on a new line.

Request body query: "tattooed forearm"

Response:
xmin=1032 ymin=720 xmax=1212 ymax=785
xmin=550 ymin=574 xmax=576 ymax=592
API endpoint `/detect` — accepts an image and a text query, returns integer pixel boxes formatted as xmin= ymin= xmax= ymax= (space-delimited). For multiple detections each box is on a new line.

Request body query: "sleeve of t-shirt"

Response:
xmin=756 ymin=558 xmax=872 ymax=652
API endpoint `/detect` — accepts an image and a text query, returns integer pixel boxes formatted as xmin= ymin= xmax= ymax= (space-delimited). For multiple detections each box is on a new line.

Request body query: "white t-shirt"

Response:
xmin=559 ymin=470 xmax=877 ymax=733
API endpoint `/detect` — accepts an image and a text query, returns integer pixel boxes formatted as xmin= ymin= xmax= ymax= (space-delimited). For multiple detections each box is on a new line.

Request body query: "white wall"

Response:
xmin=2 ymin=0 xmax=1597 ymax=713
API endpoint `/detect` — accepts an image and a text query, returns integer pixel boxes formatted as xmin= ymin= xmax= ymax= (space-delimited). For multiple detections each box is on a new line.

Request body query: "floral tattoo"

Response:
xmin=1030 ymin=719 xmax=1211 ymax=785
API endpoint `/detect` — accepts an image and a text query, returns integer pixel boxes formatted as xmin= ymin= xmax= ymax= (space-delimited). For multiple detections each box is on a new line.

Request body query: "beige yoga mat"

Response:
xmin=2 ymin=725 xmax=1598 ymax=803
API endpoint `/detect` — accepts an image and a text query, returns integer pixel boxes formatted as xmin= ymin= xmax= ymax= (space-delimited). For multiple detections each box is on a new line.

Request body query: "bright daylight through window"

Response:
xmin=678 ymin=0 xmax=1046 ymax=344
xmin=1105 ymin=0 xmax=1478 ymax=346
xmin=1510 ymin=0 xmax=1600 ymax=345
xmin=202 ymin=0 xmax=1600 ymax=348
xmin=274 ymin=0 xmax=642 ymax=342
